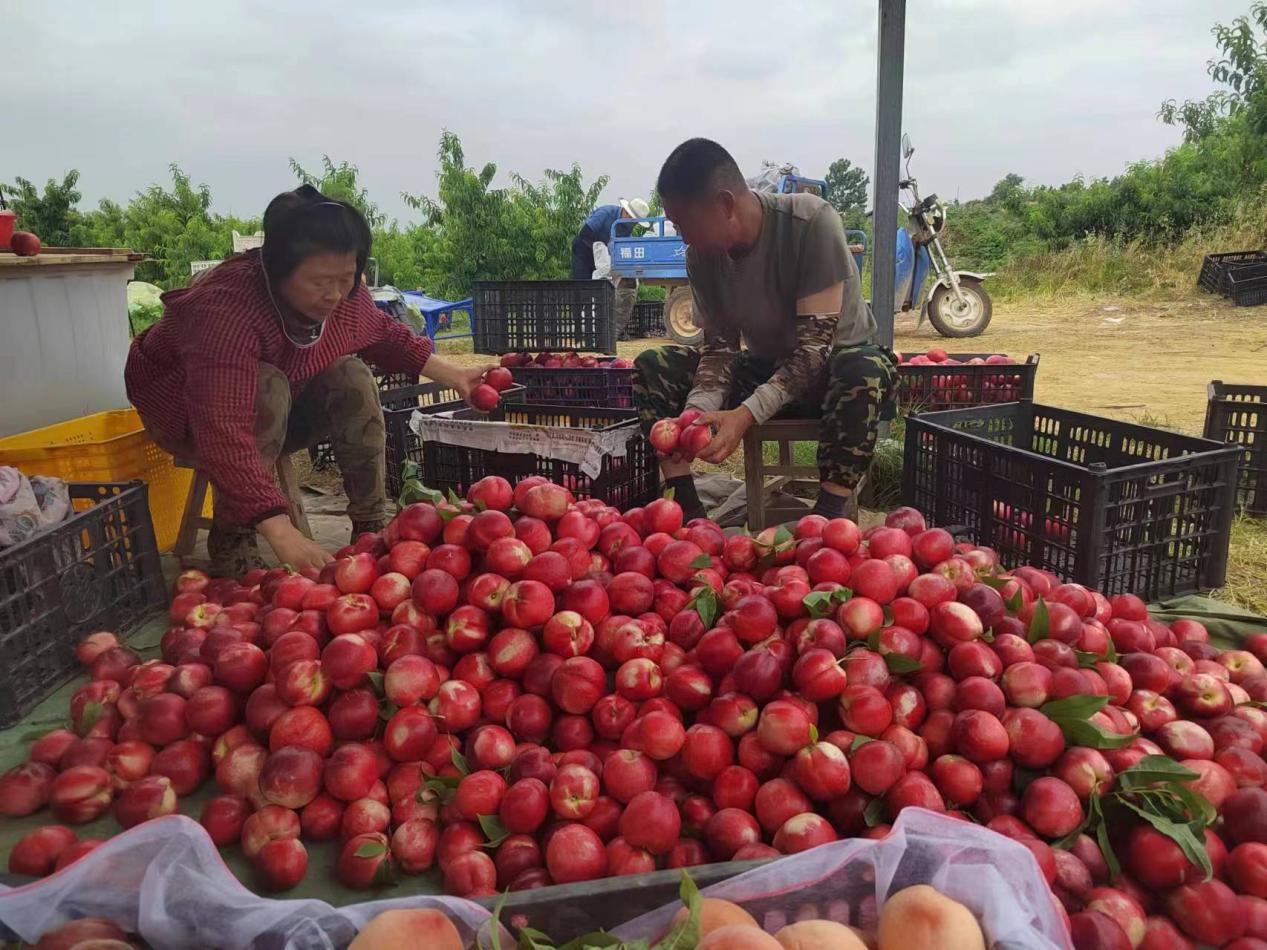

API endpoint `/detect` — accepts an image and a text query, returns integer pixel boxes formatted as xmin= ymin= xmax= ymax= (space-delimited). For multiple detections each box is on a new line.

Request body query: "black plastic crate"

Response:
xmin=628 ymin=300 xmax=667 ymax=338
xmin=510 ymin=362 xmax=635 ymax=409
xmin=475 ymin=858 xmax=766 ymax=940
xmin=383 ymin=382 xmax=527 ymax=501
xmin=373 ymin=369 xmax=419 ymax=390
xmin=0 ymin=481 xmax=165 ymax=728
xmin=903 ymin=401 xmax=1240 ymax=600
xmin=1198 ymin=250 xmax=1267 ymax=294
xmin=473 ymin=280 xmax=616 ymax=355
xmin=410 ymin=403 xmax=658 ymax=511
xmin=896 ymin=353 xmax=1039 ymax=413
xmin=1225 ymin=264 xmax=1267 ymax=307
xmin=1205 ymin=380 xmax=1267 ymax=516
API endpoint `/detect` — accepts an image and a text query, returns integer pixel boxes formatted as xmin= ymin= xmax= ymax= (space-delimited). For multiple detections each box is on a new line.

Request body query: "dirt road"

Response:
xmin=891 ymin=293 xmax=1266 ymax=434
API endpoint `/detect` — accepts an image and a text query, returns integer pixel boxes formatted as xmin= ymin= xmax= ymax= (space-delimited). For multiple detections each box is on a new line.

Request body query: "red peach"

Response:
xmin=549 ymin=763 xmax=599 ymax=819
xmin=682 ymin=723 xmax=735 ymax=779
xmin=756 ymin=700 xmax=813 ymax=756
xmin=338 ymin=831 xmax=394 ymax=889
xmin=1166 ymin=878 xmax=1246 ymax=946
xmin=619 ymin=790 xmax=680 ymax=854
xmin=952 ymin=709 xmax=1009 ymax=763
xmin=201 ymin=794 xmax=251 ymax=846
xmin=8 ymin=825 xmax=77 ymax=877
xmin=240 ymin=803 xmax=301 ymax=860
xmin=49 ymin=766 xmax=113 ymax=824
xmin=545 ymin=822 xmax=606 ymax=884
xmin=773 ymin=811 xmax=837 ymax=854
xmin=151 ymin=738 xmax=210 ymax=795
xmin=602 ymin=749 xmax=658 ymax=804
xmin=706 ymin=807 xmax=762 ymax=859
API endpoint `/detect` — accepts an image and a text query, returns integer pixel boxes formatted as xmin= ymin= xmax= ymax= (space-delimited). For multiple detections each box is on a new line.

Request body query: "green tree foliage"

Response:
xmin=290 ymin=155 xmax=386 ymax=229
xmin=371 ymin=222 xmax=436 ymax=290
xmin=1 ymin=171 xmax=83 ymax=247
xmin=402 ymin=130 xmax=608 ymax=299
xmin=511 ymin=165 xmax=609 ymax=275
xmin=402 ymin=131 xmax=516 ymax=298
xmin=1160 ymin=2 xmax=1267 ymax=144
xmin=79 ymin=166 xmax=248 ymax=287
xmin=120 ymin=167 xmax=233 ymax=286
xmin=825 ymin=158 xmax=869 ymax=215
xmin=7 ymin=134 xmax=612 ymax=296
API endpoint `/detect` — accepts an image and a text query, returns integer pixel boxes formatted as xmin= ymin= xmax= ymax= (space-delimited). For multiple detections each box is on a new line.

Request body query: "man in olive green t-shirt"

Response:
xmin=634 ymin=137 xmax=897 ymax=523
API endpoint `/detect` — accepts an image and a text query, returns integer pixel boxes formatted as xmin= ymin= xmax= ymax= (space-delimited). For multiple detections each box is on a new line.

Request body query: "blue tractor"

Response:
xmin=610 ymin=145 xmax=992 ymax=344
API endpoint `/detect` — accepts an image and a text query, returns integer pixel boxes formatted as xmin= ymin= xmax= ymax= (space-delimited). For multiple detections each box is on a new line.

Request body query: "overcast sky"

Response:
xmin=2 ymin=1 xmax=1246 ymax=223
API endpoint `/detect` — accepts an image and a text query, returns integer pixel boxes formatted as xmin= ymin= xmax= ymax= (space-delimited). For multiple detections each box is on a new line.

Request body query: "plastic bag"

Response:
xmin=613 ymin=809 xmax=1071 ymax=950
xmin=0 ymin=816 xmax=493 ymax=949
xmin=747 ymin=160 xmax=800 ymax=193
xmin=591 ymin=240 xmax=612 ymax=279
xmin=0 ymin=467 xmax=70 ymax=548
xmin=0 ymin=812 xmax=1068 ymax=949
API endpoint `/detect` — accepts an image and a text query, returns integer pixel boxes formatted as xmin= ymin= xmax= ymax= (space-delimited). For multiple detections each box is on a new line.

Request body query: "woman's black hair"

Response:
xmin=260 ymin=184 xmax=372 ymax=292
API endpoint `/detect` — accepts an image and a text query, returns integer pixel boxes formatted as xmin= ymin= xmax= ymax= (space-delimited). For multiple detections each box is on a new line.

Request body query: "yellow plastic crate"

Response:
xmin=0 ymin=409 xmax=210 ymax=551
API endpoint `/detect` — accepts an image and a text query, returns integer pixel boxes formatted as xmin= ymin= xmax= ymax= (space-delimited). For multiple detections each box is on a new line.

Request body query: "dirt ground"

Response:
xmin=289 ymin=291 xmax=1266 ymax=611
xmin=912 ymin=294 xmax=1267 ymax=434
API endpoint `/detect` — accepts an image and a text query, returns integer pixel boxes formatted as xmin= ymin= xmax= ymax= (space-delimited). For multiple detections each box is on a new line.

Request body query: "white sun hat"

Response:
xmin=620 ymin=197 xmax=651 ymax=219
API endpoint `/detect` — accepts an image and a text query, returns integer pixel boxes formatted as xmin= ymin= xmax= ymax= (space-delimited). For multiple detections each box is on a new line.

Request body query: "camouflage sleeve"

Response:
xmin=683 ymin=280 xmax=736 ymax=414
xmin=740 ymin=313 xmax=836 ymax=424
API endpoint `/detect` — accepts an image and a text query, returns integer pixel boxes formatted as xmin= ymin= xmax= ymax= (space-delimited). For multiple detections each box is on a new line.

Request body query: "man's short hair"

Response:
xmin=657 ymin=138 xmax=747 ymax=201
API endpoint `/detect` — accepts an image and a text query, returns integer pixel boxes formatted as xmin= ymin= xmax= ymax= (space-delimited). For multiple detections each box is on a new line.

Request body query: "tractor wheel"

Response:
xmin=664 ymin=286 xmax=702 ymax=346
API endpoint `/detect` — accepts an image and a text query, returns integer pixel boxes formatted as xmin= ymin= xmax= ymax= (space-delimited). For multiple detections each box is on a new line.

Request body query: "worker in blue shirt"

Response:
xmin=571 ymin=197 xmax=651 ymax=279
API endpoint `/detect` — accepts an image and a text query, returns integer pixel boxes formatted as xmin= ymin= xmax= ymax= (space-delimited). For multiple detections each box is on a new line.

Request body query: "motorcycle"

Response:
xmin=894 ymin=133 xmax=994 ymax=337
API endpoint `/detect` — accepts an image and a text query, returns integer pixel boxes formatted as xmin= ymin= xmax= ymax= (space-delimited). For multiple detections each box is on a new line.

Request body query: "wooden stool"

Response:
xmin=742 ymin=418 xmax=821 ymax=531
xmin=172 ymin=453 xmax=313 ymax=560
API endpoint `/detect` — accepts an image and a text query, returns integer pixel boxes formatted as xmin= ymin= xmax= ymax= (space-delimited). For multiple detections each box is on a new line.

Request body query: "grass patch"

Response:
xmin=989 ymin=184 xmax=1267 ymax=302
xmin=868 ymin=430 xmax=906 ymax=510
xmin=1127 ymin=410 xmax=1178 ymax=431
xmin=1220 ymin=515 xmax=1267 ymax=616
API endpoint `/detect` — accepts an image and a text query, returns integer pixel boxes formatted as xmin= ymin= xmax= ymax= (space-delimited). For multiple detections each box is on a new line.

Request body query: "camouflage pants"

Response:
xmin=633 ymin=343 xmax=898 ymax=490
xmin=258 ymin=355 xmax=389 ymax=528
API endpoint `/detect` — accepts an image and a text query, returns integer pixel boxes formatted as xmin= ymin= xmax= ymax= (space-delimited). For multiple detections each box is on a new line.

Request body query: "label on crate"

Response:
xmin=409 ymin=412 xmax=630 ymax=478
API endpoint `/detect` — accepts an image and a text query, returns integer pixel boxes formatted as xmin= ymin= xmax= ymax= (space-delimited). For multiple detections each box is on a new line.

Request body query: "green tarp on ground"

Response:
xmin=1149 ymin=595 xmax=1267 ymax=651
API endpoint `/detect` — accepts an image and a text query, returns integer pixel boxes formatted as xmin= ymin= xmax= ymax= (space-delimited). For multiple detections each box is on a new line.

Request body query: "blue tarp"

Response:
xmin=371 ymin=287 xmax=473 ymax=340
xmin=400 ymin=291 xmax=472 ymax=320
xmin=401 ymin=291 xmax=472 ymax=340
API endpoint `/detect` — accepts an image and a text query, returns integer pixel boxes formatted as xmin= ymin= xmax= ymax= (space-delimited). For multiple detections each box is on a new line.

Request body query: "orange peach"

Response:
xmin=775 ymin=919 xmax=871 ymax=949
xmin=671 ymin=897 xmax=759 ymax=936
xmin=348 ymin=908 xmax=463 ymax=950
xmin=878 ymin=885 xmax=984 ymax=950
xmin=699 ymin=925 xmax=782 ymax=949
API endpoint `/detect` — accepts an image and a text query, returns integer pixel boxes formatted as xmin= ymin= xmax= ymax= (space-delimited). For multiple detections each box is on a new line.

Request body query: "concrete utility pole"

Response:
xmin=871 ymin=0 xmax=906 ymax=348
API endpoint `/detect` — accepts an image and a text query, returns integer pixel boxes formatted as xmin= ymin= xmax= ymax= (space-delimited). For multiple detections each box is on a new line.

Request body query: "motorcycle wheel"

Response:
xmin=664 ymin=286 xmax=702 ymax=346
xmin=927 ymin=277 xmax=992 ymax=338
